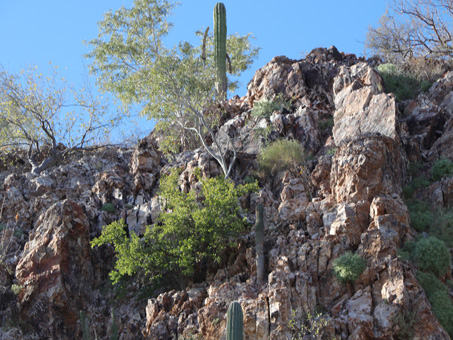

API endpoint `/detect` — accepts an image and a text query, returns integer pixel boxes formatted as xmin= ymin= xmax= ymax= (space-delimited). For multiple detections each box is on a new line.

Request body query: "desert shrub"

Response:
xmin=0 ymin=224 xmax=6 ymax=232
xmin=318 ymin=117 xmax=334 ymax=132
xmin=332 ymin=252 xmax=366 ymax=284
xmin=416 ymin=271 xmax=453 ymax=336
xmin=413 ymin=237 xmax=451 ymax=278
xmin=252 ymin=94 xmax=290 ymax=119
xmin=416 ymin=271 xmax=448 ymax=298
xmin=289 ymin=310 xmax=335 ymax=340
xmin=406 ymin=199 xmax=434 ymax=232
xmin=258 ymin=139 xmax=306 ymax=176
xmin=377 ymin=63 xmax=432 ymax=101
xmin=430 ymin=291 xmax=453 ymax=336
xmin=91 ymin=169 xmax=258 ymax=288
xmin=431 ymin=158 xmax=453 ymax=182
xmin=431 ymin=208 xmax=453 ymax=248
xmin=101 ymin=203 xmax=116 ymax=214
xmin=403 ymin=176 xmax=430 ymax=199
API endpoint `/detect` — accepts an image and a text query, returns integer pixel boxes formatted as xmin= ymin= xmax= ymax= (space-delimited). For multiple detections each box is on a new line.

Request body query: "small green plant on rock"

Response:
xmin=289 ymin=309 xmax=336 ymax=340
xmin=252 ymin=94 xmax=290 ymax=119
xmin=332 ymin=252 xmax=366 ymax=284
xmin=101 ymin=203 xmax=116 ymax=214
xmin=416 ymin=272 xmax=453 ymax=337
xmin=377 ymin=63 xmax=432 ymax=101
xmin=258 ymin=139 xmax=306 ymax=177
xmin=414 ymin=236 xmax=451 ymax=278
xmin=431 ymin=157 xmax=453 ymax=182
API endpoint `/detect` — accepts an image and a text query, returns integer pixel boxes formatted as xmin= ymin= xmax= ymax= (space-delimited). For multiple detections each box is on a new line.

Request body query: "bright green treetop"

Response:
xmin=85 ymin=0 xmax=259 ymax=160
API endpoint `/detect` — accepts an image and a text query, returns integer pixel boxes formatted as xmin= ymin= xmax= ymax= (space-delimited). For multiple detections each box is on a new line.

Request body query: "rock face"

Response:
xmin=1 ymin=47 xmax=453 ymax=340
xmin=16 ymin=200 xmax=93 ymax=339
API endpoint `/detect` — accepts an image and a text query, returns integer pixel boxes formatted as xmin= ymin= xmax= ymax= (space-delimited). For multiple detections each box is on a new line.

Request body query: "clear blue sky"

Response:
xmin=0 ymin=0 xmax=388 ymax=140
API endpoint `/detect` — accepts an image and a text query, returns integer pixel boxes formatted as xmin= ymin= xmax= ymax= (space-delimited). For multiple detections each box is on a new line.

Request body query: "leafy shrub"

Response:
xmin=406 ymin=199 xmax=434 ymax=232
xmin=91 ymin=169 xmax=258 ymax=287
xmin=416 ymin=271 xmax=453 ymax=336
xmin=414 ymin=236 xmax=451 ymax=277
xmin=0 ymin=224 xmax=6 ymax=232
xmin=288 ymin=310 xmax=334 ymax=340
xmin=403 ymin=176 xmax=430 ymax=199
xmin=430 ymin=291 xmax=453 ymax=336
xmin=252 ymin=95 xmax=290 ymax=119
xmin=431 ymin=158 xmax=453 ymax=182
xmin=13 ymin=228 xmax=23 ymax=239
xmin=101 ymin=203 xmax=116 ymax=214
xmin=258 ymin=139 xmax=306 ymax=176
xmin=318 ymin=117 xmax=334 ymax=132
xmin=377 ymin=63 xmax=432 ymax=101
xmin=10 ymin=284 xmax=23 ymax=296
xmin=431 ymin=208 xmax=453 ymax=248
xmin=332 ymin=252 xmax=366 ymax=284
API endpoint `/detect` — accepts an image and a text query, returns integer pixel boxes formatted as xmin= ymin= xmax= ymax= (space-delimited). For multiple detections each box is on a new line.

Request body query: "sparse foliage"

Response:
xmin=0 ymin=66 xmax=121 ymax=174
xmin=366 ymin=0 xmax=453 ymax=62
xmin=431 ymin=157 xmax=453 ymax=181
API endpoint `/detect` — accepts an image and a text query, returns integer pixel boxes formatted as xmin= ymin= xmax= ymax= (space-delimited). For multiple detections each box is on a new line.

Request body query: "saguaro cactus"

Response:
xmin=214 ymin=2 xmax=227 ymax=100
xmin=255 ymin=203 xmax=265 ymax=283
xmin=226 ymin=301 xmax=243 ymax=340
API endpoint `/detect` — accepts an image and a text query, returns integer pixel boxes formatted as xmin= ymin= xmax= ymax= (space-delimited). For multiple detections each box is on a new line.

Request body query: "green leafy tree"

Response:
xmin=85 ymin=0 xmax=259 ymax=177
xmin=91 ymin=169 xmax=258 ymax=287
xmin=0 ymin=66 xmax=122 ymax=174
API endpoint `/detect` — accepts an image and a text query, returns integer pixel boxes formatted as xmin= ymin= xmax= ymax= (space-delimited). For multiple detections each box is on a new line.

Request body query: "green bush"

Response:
xmin=406 ymin=199 xmax=434 ymax=232
xmin=258 ymin=139 xmax=306 ymax=176
xmin=414 ymin=237 xmax=451 ymax=278
xmin=431 ymin=208 xmax=453 ymax=248
xmin=101 ymin=203 xmax=116 ymax=214
xmin=416 ymin=271 xmax=453 ymax=336
xmin=377 ymin=63 xmax=432 ymax=101
xmin=430 ymin=291 xmax=453 ymax=336
xmin=332 ymin=252 xmax=366 ymax=284
xmin=318 ymin=117 xmax=334 ymax=132
xmin=431 ymin=158 xmax=453 ymax=182
xmin=91 ymin=169 xmax=258 ymax=287
xmin=0 ymin=224 xmax=6 ymax=232
xmin=252 ymin=95 xmax=290 ymax=119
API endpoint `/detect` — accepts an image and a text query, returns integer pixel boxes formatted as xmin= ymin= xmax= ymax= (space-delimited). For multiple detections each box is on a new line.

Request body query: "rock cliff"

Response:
xmin=0 ymin=47 xmax=452 ymax=339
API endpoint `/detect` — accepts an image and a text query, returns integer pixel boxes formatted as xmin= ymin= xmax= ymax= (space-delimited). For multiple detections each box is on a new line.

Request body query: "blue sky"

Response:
xmin=0 ymin=0 xmax=388 ymax=139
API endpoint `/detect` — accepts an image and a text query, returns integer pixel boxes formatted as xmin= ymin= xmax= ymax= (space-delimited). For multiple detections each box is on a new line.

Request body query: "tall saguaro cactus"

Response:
xmin=214 ymin=2 xmax=227 ymax=100
xmin=255 ymin=203 xmax=265 ymax=283
xmin=226 ymin=301 xmax=244 ymax=340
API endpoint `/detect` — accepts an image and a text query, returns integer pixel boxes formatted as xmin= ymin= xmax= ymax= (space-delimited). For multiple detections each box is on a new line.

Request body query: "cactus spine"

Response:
xmin=226 ymin=301 xmax=243 ymax=340
xmin=80 ymin=311 xmax=91 ymax=340
xmin=214 ymin=2 xmax=227 ymax=100
xmin=255 ymin=203 xmax=265 ymax=283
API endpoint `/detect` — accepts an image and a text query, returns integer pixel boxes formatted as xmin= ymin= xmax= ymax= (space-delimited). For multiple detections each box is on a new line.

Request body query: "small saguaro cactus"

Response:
xmin=255 ymin=203 xmax=265 ymax=283
xmin=214 ymin=2 xmax=227 ymax=100
xmin=226 ymin=301 xmax=244 ymax=340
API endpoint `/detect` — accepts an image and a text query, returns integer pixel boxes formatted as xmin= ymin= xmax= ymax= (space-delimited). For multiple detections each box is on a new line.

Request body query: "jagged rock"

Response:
xmin=333 ymin=63 xmax=399 ymax=144
xmin=331 ymin=136 xmax=404 ymax=203
xmin=15 ymin=200 xmax=93 ymax=339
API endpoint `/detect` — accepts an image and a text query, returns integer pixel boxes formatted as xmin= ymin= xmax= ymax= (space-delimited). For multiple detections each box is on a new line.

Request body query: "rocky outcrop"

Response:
xmin=1 ymin=48 xmax=452 ymax=339
xmin=16 ymin=200 xmax=93 ymax=339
